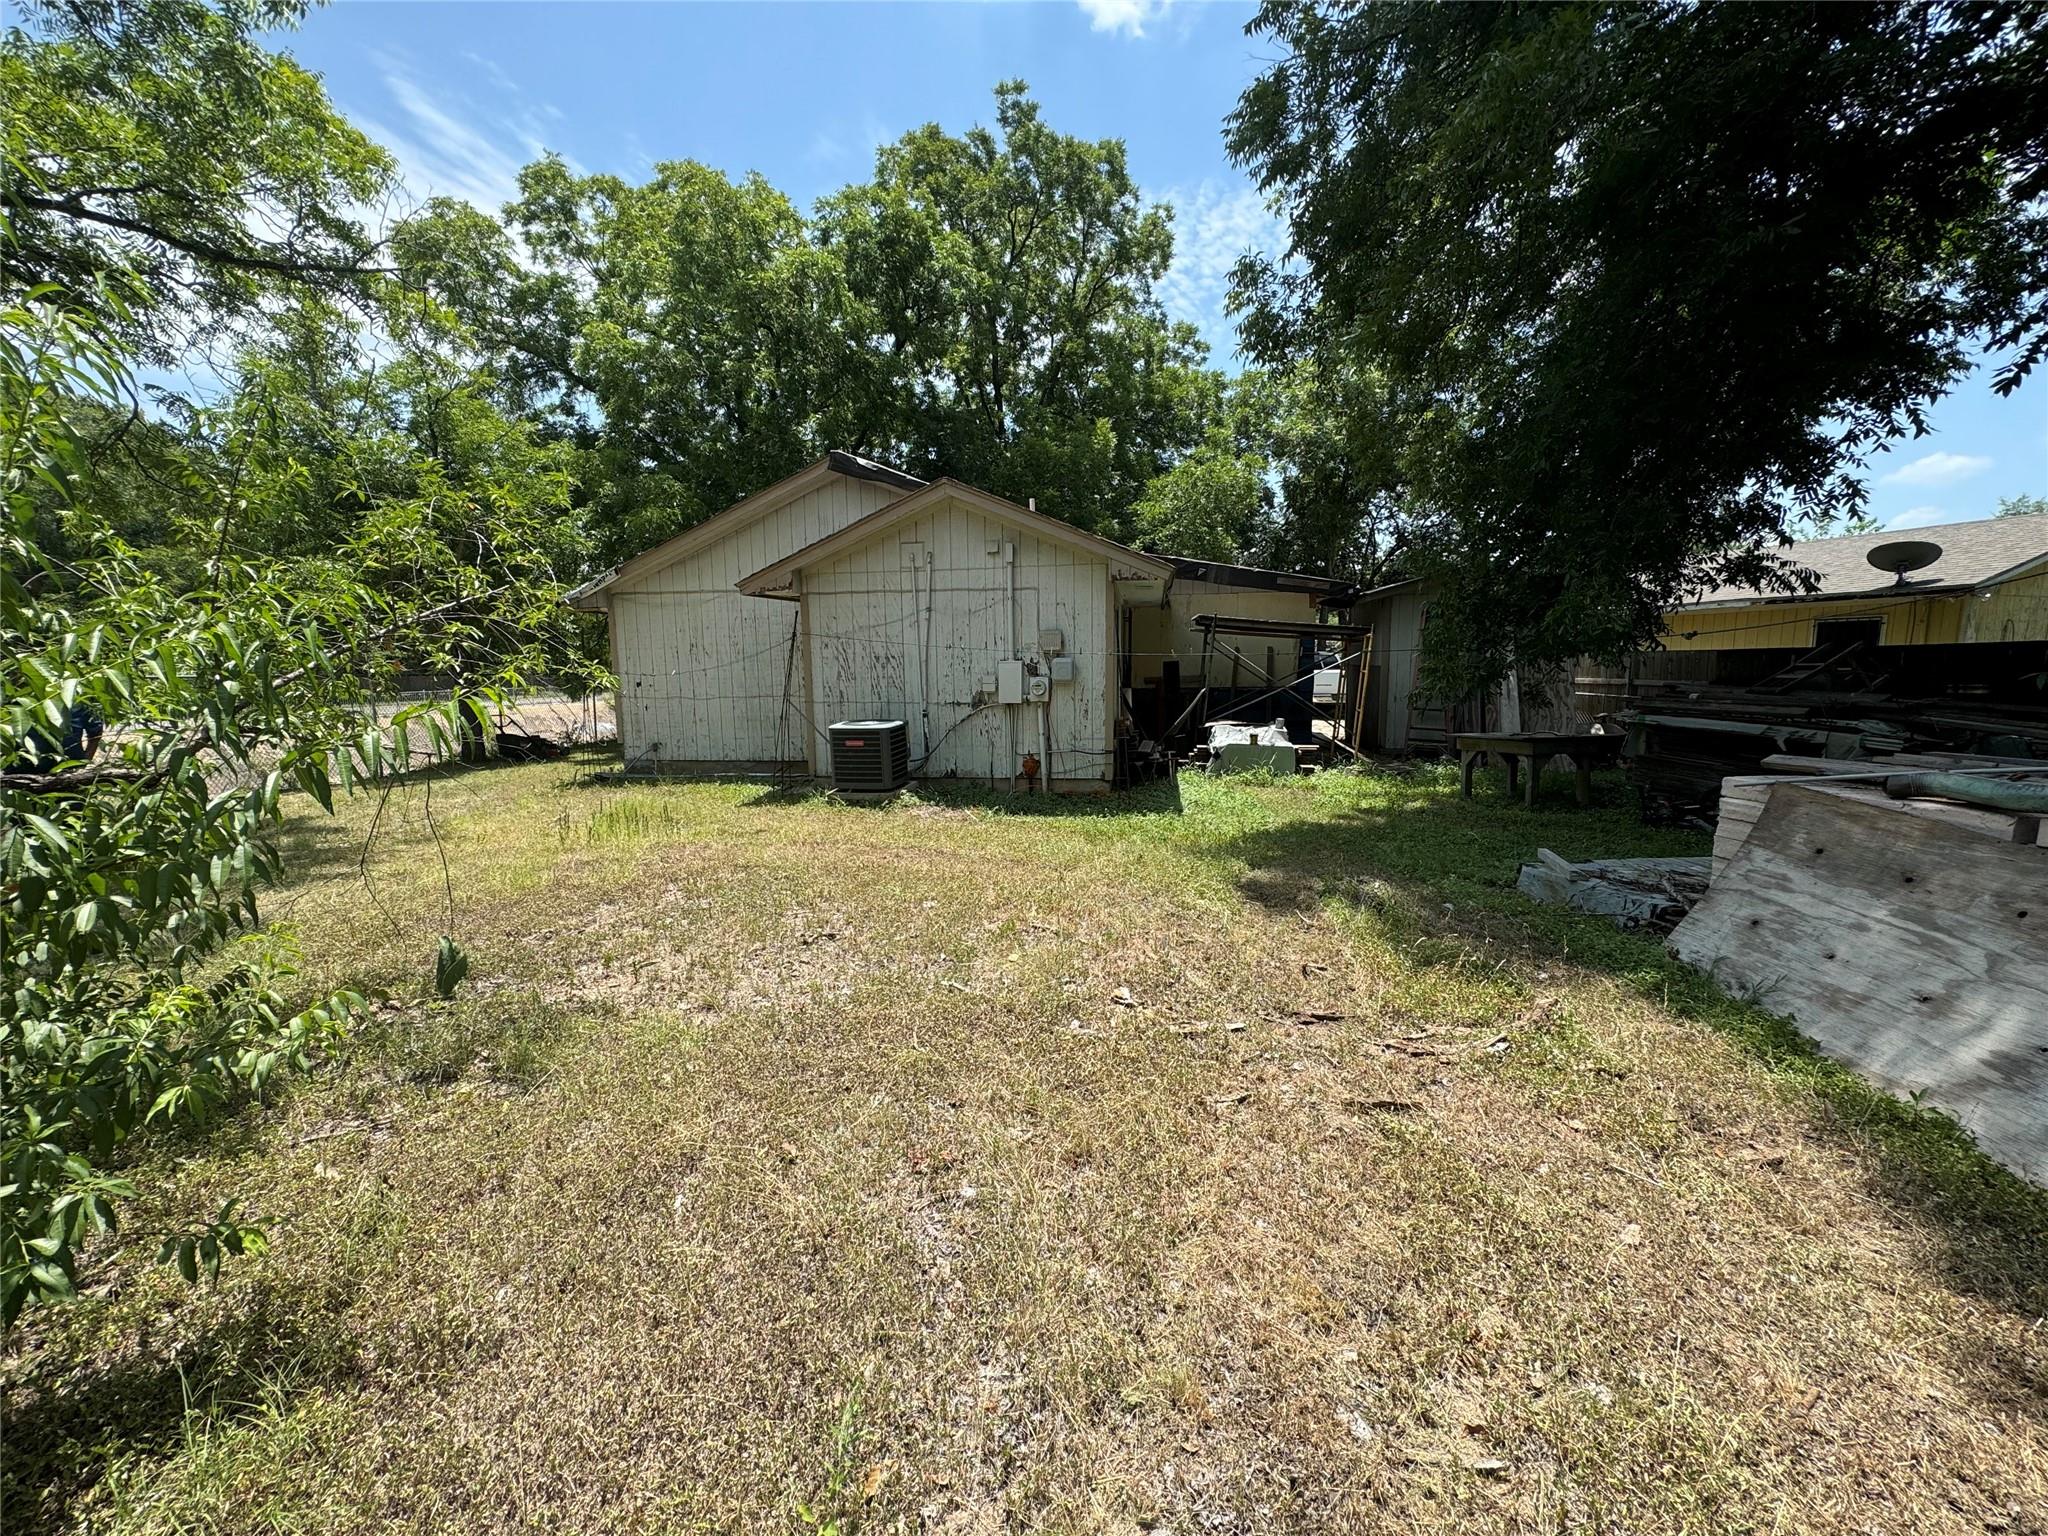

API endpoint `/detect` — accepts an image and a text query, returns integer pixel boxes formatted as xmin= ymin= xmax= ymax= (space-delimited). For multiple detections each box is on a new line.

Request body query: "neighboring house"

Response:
xmin=737 ymin=479 xmax=1173 ymax=791
xmin=1662 ymin=514 xmax=2048 ymax=652
xmin=566 ymin=451 xmax=926 ymax=770
xmin=1352 ymin=516 xmax=2048 ymax=754
xmin=1623 ymin=515 xmax=2048 ymax=813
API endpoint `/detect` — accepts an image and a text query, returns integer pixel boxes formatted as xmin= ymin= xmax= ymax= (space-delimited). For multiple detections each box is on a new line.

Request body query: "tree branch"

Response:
xmin=12 ymin=192 xmax=396 ymax=281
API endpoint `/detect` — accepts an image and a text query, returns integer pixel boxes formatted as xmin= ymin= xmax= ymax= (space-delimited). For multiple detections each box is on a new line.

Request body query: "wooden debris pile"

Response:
xmin=1621 ymin=678 xmax=2048 ymax=823
xmin=1514 ymin=849 xmax=1711 ymax=933
xmin=1669 ymin=763 xmax=2048 ymax=1183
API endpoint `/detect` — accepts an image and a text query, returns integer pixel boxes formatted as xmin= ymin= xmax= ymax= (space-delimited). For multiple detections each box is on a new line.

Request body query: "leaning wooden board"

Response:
xmin=1672 ymin=782 xmax=2048 ymax=1183
xmin=1711 ymin=775 xmax=2047 ymax=881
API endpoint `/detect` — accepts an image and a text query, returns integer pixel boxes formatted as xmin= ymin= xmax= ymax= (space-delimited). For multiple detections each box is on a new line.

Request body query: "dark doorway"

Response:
xmin=1814 ymin=616 xmax=1883 ymax=649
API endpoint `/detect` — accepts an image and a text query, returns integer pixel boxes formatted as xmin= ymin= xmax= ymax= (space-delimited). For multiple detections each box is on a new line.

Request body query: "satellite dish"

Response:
xmin=1866 ymin=539 xmax=1943 ymax=585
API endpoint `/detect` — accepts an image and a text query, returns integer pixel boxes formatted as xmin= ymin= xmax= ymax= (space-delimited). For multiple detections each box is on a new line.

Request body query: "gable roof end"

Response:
xmin=735 ymin=478 xmax=1175 ymax=597
xmin=561 ymin=450 xmax=927 ymax=610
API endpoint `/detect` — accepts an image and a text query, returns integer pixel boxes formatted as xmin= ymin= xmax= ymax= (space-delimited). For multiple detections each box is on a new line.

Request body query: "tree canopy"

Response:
xmin=1 ymin=0 xmax=395 ymax=361
xmin=1230 ymin=0 xmax=2048 ymax=689
xmin=820 ymin=82 xmax=1216 ymax=538
xmin=405 ymin=82 xmax=1230 ymax=564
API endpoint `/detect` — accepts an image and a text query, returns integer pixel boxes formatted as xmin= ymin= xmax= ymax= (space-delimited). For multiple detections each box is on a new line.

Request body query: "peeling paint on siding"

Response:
xmin=606 ymin=475 xmax=901 ymax=764
xmin=800 ymin=493 xmax=1117 ymax=784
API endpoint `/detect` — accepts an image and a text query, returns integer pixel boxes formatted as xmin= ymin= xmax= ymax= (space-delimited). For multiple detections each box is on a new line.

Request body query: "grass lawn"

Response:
xmin=5 ymin=757 xmax=2044 ymax=1535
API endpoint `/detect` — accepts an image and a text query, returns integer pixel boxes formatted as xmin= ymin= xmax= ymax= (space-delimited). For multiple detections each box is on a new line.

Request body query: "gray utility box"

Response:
xmin=827 ymin=720 xmax=910 ymax=792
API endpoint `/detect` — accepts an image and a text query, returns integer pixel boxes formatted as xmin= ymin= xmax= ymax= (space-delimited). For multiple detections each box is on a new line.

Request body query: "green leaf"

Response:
xmin=434 ymin=935 xmax=470 ymax=1000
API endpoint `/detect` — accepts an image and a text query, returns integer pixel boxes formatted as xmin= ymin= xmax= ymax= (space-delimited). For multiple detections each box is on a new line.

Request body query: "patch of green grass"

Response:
xmin=5 ymin=757 xmax=2043 ymax=1536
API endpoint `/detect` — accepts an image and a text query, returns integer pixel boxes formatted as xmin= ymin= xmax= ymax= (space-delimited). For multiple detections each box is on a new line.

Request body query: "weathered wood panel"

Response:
xmin=1354 ymin=586 xmax=1429 ymax=750
xmin=1671 ymin=783 xmax=2048 ymax=1182
xmin=1962 ymin=569 xmax=2048 ymax=644
xmin=607 ymin=476 xmax=902 ymax=765
xmin=799 ymin=492 xmax=1117 ymax=785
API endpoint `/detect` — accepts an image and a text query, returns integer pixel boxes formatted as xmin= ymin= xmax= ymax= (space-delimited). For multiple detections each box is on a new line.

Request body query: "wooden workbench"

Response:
xmin=1456 ymin=731 xmax=1622 ymax=808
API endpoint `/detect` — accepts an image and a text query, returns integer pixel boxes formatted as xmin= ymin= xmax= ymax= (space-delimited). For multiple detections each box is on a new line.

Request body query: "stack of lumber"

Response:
xmin=1670 ymin=770 xmax=2048 ymax=1183
xmin=1621 ymin=682 xmax=2048 ymax=822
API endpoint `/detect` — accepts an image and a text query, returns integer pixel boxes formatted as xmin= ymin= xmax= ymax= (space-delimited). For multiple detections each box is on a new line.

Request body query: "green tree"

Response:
xmin=1229 ymin=1 xmax=2048 ymax=690
xmin=1227 ymin=362 xmax=1407 ymax=582
xmin=1 ymin=0 xmax=393 ymax=361
xmin=213 ymin=290 xmax=599 ymax=686
xmin=819 ymin=82 xmax=1219 ymax=538
xmin=1132 ymin=432 xmax=1270 ymax=561
xmin=0 ymin=263 xmax=600 ymax=1325
xmin=1995 ymin=493 xmax=2048 ymax=518
xmin=399 ymin=158 xmax=856 ymax=566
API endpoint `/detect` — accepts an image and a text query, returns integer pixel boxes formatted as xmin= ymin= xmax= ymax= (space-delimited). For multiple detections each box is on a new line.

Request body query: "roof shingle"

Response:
xmin=1680 ymin=514 xmax=2048 ymax=608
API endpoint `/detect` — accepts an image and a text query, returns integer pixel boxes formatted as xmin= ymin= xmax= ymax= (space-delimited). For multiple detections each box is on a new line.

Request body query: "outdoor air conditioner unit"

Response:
xmin=827 ymin=720 xmax=910 ymax=793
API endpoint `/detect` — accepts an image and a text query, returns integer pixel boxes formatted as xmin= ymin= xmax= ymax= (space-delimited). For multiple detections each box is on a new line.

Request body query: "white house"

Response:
xmin=571 ymin=452 xmax=1364 ymax=786
xmin=736 ymin=479 xmax=1173 ymax=791
xmin=565 ymin=451 xmax=925 ymax=770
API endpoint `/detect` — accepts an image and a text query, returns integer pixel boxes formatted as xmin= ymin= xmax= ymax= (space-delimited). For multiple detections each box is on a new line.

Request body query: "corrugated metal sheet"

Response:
xmin=800 ymin=492 xmax=1117 ymax=784
xmin=608 ymin=475 xmax=903 ymax=765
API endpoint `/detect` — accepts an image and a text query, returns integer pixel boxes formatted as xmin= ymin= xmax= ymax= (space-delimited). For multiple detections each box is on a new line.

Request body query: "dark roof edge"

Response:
xmin=1162 ymin=555 xmax=1360 ymax=598
xmin=825 ymin=449 xmax=927 ymax=494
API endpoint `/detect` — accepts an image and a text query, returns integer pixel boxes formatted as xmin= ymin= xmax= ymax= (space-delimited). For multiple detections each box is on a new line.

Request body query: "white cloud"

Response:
xmin=352 ymin=53 xmax=565 ymax=215
xmin=1155 ymin=180 xmax=1288 ymax=365
xmin=1879 ymin=450 xmax=1993 ymax=487
xmin=1077 ymin=0 xmax=1173 ymax=39
xmin=1886 ymin=505 xmax=1954 ymax=530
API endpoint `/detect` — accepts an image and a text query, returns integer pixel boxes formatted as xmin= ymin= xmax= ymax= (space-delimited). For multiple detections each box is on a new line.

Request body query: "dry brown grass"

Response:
xmin=5 ymin=759 xmax=2044 ymax=1535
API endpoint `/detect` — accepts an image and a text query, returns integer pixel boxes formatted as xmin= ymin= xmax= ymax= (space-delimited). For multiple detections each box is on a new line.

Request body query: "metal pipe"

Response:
xmin=1038 ymin=696 xmax=1050 ymax=790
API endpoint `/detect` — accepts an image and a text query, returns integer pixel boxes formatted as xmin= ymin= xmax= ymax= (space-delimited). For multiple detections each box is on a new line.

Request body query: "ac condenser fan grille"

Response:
xmin=827 ymin=720 xmax=910 ymax=792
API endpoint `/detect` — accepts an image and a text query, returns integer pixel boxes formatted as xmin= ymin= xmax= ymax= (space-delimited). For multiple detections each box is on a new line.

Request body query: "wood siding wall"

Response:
xmin=798 ymin=494 xmax=1117 ymax=785
xmin=608 ymin=476 xmax=903 ymax=765
xmin=1357 ymin=588 xmax=1428 ymax=750
xmin=1961 ymin=570 xmax=2048 ymax=643
xmin=1659 ymin=591 xmax=1968 ymax=651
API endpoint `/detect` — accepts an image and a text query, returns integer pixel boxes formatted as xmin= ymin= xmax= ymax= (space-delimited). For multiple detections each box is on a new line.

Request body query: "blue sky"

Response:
xmin=283 ymin=0 xmax=2045 ymax=534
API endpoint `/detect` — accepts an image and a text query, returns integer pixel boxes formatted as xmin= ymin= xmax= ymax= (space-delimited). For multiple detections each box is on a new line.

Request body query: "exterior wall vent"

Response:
xmin=828 ymin=720 xmax=910 ymax=793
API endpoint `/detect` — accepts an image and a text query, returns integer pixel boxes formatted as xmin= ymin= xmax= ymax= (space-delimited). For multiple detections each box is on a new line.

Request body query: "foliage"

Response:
xmin=399 ymin=160 xmax=856 ymax=566
xmin=821 ymin=83 xmax=1218 ymax=539
xmin=212 ymin=291 xmax=602 ymax=686
xmin=1230 ymin=1 xmax=2048 ymax=691
xmin=0 ymin=0 xmax=393 ymax=361
xmin=404 ymin=84 xmax=1231 ymax=561
xmin=1226 ymin=362 xmax=1406 ymax=581
xmin=1995 ymin=493 xmax=2047 ymax=519
xmin=0 ymin=261 xmax=592 ymax=1323
xmin=1131 ymin=431 xmax=1269 ymax=561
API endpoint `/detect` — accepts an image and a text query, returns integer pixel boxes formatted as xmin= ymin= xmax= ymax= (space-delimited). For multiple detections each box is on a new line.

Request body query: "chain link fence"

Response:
xmin=193 ymin=690 xmax=616 ymax=793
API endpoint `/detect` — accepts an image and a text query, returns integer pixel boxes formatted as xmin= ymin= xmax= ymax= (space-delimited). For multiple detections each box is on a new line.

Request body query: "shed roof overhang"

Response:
xmin=1162 ymin=556 xmax=1361 ymax=606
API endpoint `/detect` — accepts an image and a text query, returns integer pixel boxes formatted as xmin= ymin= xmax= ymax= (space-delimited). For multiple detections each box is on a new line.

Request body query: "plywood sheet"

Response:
xmin=1673 ymin=784 xmax=2048 ymax=1182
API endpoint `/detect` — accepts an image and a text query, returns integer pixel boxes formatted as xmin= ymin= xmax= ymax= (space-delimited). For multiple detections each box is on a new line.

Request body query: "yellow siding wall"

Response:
xmin=1961 ymin=570 xmax=2048 ymax=643
xmin=1659 ymin=591 xmax=1968 ymax=651
xmin=1127 ymin=581 xmax=1324 ymax=686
